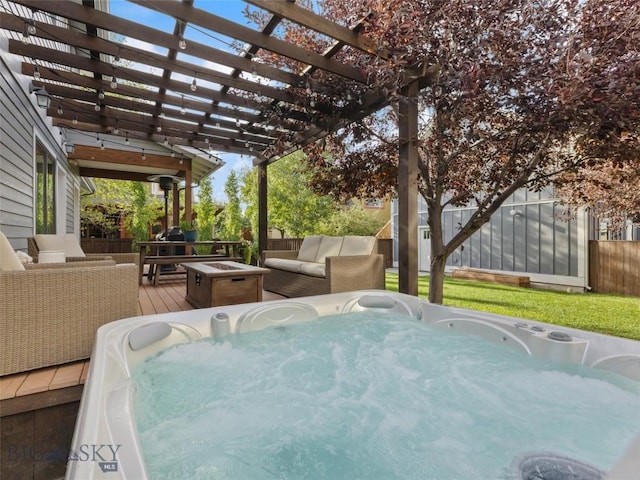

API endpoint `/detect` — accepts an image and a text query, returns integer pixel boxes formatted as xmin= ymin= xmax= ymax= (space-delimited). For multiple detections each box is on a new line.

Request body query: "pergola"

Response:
xmin=2 ymin=0 xmax=425 ymax=294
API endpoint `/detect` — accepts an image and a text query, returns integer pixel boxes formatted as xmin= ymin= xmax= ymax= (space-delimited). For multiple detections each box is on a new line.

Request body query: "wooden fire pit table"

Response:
xmin=182 ymin=261 xmax=270 ymax=308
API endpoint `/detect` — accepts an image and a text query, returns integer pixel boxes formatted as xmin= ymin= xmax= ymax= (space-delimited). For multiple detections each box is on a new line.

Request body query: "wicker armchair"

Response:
xmin=28 ymin=235 xmax=138 ymax=265
xmin=0 ymin=261 xmax=138 ymax=376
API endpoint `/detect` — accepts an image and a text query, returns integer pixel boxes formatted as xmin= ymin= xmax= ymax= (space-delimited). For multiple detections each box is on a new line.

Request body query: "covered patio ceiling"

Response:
xmin=3 ymin=0 xmax=395 ymax=163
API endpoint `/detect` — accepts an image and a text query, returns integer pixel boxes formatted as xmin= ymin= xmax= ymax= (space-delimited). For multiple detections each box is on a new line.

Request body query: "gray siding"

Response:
xmin=392 ymin=187 xmax=581 ymax=279
xmin=440 ymin=190 xmax=579 ymax=276
xmin=0 ymin=51 xmax=76 ymax=250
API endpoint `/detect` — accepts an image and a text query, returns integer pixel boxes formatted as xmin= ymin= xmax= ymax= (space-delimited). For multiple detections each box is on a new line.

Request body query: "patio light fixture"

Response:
xmin=29 ymin=82 xmax=51 ymax=109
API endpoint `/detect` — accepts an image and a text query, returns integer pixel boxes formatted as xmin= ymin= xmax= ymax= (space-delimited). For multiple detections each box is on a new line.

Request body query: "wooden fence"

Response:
xmin=589 ymin=241 xmax=640 ymax=297
xmin=266 ymin=237 xmax=393 ymax=268
xmin=81 ymin=238 xmax=133 ymax=254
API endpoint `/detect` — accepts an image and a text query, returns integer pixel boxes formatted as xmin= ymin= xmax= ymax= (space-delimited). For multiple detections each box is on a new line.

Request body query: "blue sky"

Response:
xmin=108 ymin=0 xmax=259 ymax=202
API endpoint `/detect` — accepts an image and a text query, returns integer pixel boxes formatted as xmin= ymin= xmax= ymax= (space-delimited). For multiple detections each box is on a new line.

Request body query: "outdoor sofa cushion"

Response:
xmin=0 ymin=232 xmax=25 ymax=271
xmin=313 ymin=236 xmax=344 ymax=263
xmin=340 ymin=236 xmax=377 ymax=256
xmin=296 ymin=235 xmax=323 ymax=262
xmin=34 ymin=233 xmax=86 ymax=257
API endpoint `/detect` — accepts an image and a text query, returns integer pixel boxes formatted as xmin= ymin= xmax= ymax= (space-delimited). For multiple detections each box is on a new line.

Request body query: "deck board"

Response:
xmin=50 ymin=363 xmax=84 ymax=390
xmin=0 ymin=373 xmax=27 ymax=400
xmin=16 ymin=369 xmax=56 ymax=396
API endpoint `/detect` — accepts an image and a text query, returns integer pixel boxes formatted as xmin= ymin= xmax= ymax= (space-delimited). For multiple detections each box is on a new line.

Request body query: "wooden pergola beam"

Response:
xmin=130 ymin=0 xmax=367 ymax=83
xmin=246 ymin=0 xmax=385 ymax=59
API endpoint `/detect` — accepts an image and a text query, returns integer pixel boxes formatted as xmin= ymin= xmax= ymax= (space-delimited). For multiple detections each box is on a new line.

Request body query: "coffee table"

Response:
xmin=182 ymin=261 xmax=270 ymax=308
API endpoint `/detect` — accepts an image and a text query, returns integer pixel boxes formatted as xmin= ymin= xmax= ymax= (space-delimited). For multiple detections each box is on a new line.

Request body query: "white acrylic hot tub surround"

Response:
xmin=66 ymin=290 xmax=640 ymax=480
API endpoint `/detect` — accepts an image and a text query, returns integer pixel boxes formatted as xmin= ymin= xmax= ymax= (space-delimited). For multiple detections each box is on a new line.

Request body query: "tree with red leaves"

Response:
xmin=248 ymin=0 xmax=640 ymax=303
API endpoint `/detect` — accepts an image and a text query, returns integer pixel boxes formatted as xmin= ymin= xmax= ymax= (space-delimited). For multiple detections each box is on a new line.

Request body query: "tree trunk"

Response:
xmin=427 ymin=200 xmax=447 ymax=304
xmin=429 ymin=254 xmax=447 ymax=304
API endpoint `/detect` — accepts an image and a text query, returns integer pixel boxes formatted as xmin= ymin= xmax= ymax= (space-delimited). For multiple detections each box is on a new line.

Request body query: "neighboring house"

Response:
xmin=0 ymin=1 xmax=221 ymax=251
xmin=391 ymin=187 xmax=591 ymax=290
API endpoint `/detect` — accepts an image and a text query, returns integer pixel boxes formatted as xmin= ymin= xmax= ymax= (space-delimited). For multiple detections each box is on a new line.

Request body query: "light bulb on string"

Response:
xmin=141 ymin=148 xmax=146 ymax=161
xmin=27 ymin=19 xmax=36 ymax=35
xmin=57 ymin=104 xmax=63 ymax=115
xmin=72 ymin=114 xmax=78 ymax=125
xmin=33 ymin=66 xmax=40 ymax=79
xmin=113 ymin=120 xmax=119 ymax=135
xmin=191 ymin=78 xmax=197 ymax=92
xmin=22 ymin=22 xmax=30 ymax=44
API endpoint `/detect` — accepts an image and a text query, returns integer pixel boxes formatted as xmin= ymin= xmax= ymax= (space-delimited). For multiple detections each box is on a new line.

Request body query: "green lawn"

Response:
xmin=385 ymin=273 xmax=640 ymax=340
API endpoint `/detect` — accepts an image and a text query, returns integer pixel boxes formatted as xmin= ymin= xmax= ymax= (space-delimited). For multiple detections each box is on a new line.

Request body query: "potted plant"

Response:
xmin=179 ymin=219 xmax=198 ymax=242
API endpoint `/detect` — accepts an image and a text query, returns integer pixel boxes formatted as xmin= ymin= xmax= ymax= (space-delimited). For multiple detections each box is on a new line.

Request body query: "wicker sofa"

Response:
xmin=262 ymin=235 xmax=385 ymax=298
xmin=1 ymin=232 xmax=138 ymax=375
xmin=28 ymin=234 xmax=138 ymax=265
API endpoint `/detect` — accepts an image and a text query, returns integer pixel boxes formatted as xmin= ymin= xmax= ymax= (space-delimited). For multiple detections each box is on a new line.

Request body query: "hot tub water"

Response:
xmin=131 ymin=311 xmax=640 ymax=480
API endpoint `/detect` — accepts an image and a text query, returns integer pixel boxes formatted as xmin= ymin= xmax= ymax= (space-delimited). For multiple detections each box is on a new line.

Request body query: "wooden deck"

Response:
xmin=1 ymin=278 xmax=283 ymax=479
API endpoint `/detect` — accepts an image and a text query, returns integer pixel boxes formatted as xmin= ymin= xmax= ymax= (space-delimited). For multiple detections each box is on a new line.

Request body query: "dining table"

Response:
xmin=136 ymin=240 xmax=244 ymax=285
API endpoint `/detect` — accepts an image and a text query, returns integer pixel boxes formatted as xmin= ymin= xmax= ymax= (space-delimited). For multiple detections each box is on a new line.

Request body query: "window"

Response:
xmin=35 ymin=142 xmax=56 ymax=233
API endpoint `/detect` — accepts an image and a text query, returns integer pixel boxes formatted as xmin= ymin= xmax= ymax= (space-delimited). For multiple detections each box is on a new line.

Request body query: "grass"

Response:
xmin=385 ymin=273 xmax=640 ymax=341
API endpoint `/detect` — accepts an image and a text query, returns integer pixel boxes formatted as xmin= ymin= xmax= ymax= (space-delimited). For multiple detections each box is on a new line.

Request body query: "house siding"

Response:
xmin=1 ymin=41 xmax=77 ymax=250
xmin=392 ymin=187 xmax=588 ymax=287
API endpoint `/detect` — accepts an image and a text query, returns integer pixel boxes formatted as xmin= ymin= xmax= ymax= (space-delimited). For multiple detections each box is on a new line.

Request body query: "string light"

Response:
xmin=97 ymin=89 xmax=105 ymax=100
xmin=96 ymin=133 xmax=100 ymax=144
xmin=113 ymin=120 xmax=119 ymax=135
xmin=204 ymin=137 xmax=209 ymax=144
xmin=171 ymin=149 xmax=175 ymax=158
xmin=141 ymin=148 xmax=146 ymax=160
xmin=57 ymin=104 xmax=63 ymax=115
xmin=110 ymin=69 xmax=118 ymax=89
xmin=33 ymin=66 xmax=40 ymax=79
xmin=156 ymin=125 xmax=162 ymax=133
xmin=125 ymin=132 xmax=129 ymax=145
xmin=72 ymin=114 xmax=78 ymax=125
xmin=27 ymin=19 xmax=36 ymax=35
xmin=100 ymin=141 xmax=105 ymax=150
xmin=178 ymin=24 xmax=187 ymax=50
xmin=94 ymin=101 xmax=101 ymax=111
xmin=164 ymin=136 xmax=169 ymax=146
xmin=191 ymin=77 xmax=197 ymax=92
xmin=22 ymin=21 xmax=30 ymax=44
xmin=180 ymin=95 xmax=186 ymax=115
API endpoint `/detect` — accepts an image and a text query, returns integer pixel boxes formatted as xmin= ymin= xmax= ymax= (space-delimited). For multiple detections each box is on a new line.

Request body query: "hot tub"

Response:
xmin=66 ymin=290 xmax=640 ymax=479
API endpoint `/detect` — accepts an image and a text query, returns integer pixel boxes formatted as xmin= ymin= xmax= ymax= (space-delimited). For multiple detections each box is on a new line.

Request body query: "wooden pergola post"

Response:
xmin=398 ymin=80 xmax=419 ymax=296
xmin=184 ymin=165 xmax=193 ymax=224
xmin=258 ymin=162 xmax=268 ymax=264
xmin=172 ymin=183 xmax=180 ymax=227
